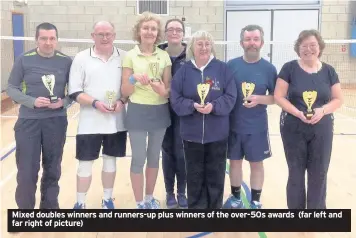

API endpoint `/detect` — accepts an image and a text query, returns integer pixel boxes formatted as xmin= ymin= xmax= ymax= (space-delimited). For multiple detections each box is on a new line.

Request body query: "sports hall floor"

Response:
xmin=1 ymin=94 xmax=355 ymax=238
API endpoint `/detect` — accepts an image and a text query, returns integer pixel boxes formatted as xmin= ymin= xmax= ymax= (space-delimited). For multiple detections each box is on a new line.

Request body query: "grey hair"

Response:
xmin=92 ymin=21 xmax=115 ymax=31
xmin=186 ymin=30 xmax=216 ymax=61
xmin=240 ymin=25 xmax=264 ymax=42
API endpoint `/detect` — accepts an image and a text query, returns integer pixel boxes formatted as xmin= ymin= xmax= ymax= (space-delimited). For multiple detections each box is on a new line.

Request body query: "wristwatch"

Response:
xmin=92 ymin=99 xmax=98 ymax=109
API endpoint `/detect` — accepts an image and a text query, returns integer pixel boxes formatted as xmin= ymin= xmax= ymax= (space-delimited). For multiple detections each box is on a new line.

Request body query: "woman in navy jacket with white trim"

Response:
xmin=170 ymin=30 xmax=237 ymax=209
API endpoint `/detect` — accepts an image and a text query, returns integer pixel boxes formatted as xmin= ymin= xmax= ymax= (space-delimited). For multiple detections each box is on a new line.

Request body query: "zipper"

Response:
xmin=201 ymin=70 xmax=205 ymax=144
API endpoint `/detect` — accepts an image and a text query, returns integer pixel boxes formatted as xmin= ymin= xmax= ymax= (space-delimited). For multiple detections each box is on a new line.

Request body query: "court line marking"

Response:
xmin=0 ymin=140 xmax=74 ymax=186
xmin=0 ymin=146 xmax=16 ymax=161
xmin=0 ymin=116 xmax=18 ymax=118
xmin=0 ymin=142 xmax=16 ymax=156
xmin=226 ymin=162 xmax=267 ymax=238
xmin=0 ymin=145 xmax=266 ymax=238
xmin=187 ymin=232 xmax=212 ymax=238
xmin=0 ymin=129 xmax=352 ymax=236
xmin=0 ymin=170 xmax=16 ymax=188
xmin=71 ymin=110 xmax=79 ymax=119
xmin=187 ymin=163 xmax=267 ymax=238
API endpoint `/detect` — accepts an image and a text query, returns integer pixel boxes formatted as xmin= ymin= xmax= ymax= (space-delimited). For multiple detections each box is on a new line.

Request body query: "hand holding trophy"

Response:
xmin=149 ymin=62 xmax=160 ymax=82
xmin=241 ymin=82 xmax=255 ymax=105
xmin=197 ymin=83 xmax=210 ymax=106
xmin=42 ymin=74 xmax=58 ymax=103
xmin=105 ymin=91 xmax=117 ymax=111
xmin=195 ymin=83 xmax=212 ymax=114
xmin=302 ymin=91 xmax=317 ymax=120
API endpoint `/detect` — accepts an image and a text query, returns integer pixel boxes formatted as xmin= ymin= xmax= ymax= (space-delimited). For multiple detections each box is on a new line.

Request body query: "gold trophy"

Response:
xmin=105 ymin=91 xmax=116 ymax=110
xmin=302 ymin=91 xmax=317 ymax=120
xmin=149 ymin=62 xmax=160 ymax=82
xmin=197 ymin=83 xmax=210 ymax=106
xmin=242 ymin=82 xmax=255 ymax=105
xmin=41 ymin=74 xmax=58 ymax=103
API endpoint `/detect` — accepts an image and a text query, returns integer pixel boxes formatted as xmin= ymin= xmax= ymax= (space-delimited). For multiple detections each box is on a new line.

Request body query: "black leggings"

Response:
xmin=280 ymin=113 xmax=334 ymax=209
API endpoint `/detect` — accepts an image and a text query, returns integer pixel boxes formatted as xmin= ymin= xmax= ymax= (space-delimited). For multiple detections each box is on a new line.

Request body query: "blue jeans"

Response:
xmin=162 ymin=110 xmax=186 ymax=195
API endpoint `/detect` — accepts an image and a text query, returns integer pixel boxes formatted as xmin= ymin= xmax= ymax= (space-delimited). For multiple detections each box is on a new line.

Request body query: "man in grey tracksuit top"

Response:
xmin=6 ymin=23 xmax=72 ymax=209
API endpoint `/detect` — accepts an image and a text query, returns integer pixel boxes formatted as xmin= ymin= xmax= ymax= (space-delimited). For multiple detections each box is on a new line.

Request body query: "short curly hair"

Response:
xmin=294 ymin=29 xmax=325 ymax=58
xmin=186 ymin=30 xmax=216 ymax=61
xmin=132 ymin=11 xmax=164 ymax=45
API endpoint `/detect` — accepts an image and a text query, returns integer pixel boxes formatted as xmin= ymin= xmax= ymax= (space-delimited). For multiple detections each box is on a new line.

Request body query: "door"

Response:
xmin=12 ymin=13 xmax=24 ymax=61
xmin=226 ymin=10 xmax=272 ymax=61
xmin=271 ymin=10 xmax=319 ymax=72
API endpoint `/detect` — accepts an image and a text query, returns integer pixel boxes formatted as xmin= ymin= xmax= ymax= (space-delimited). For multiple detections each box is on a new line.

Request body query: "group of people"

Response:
xmin=7 ymin=11 xmax=343 ymax=211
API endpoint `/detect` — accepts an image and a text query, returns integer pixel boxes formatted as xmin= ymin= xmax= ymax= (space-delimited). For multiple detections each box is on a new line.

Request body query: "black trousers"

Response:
xmin=280 ymin=113 xmax=333 ymax=209
xmin=162 ymin=111 xmax=186 ymax=195
xmin=14 ymin=116 xmax=68 ymax=209
xmin=183 ymin=139 xmax=227 ymax=209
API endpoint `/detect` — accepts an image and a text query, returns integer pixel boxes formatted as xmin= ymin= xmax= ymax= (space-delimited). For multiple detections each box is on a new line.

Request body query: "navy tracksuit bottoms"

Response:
xmin=280 ymin=113 xmax=333 ymax=209
xmin=14 ymin=116 xmax=67 ymax=209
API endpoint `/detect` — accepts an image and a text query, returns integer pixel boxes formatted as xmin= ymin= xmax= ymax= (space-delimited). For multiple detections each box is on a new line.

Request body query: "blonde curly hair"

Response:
xmin=132 ymin=11 xmax=164 ymax=45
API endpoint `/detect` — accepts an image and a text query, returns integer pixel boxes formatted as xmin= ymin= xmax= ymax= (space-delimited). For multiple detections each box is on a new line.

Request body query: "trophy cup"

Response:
xmin=149 ymin=62 xmax=160 ymax=82
xmin=242 ymin=82 xmax=255 ymax=105
xmin=197 ymin=83 xmax=210 ymax=106
xmin=105 ymin=91 xmax=116 ymax=110
xmin=41 ymin=74 xmax=58 ymax=103
xmin=302 ymin=91 xmax=317 ymax=120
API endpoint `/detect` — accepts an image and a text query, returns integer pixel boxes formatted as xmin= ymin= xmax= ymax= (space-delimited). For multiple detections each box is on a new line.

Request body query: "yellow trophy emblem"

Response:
xmin=105 ymin=91 xmax=116 ymax=110
xmin=148 ymin=62 xmax=160 ymax=82
xmin=197 ymin=83 xmax=210 ymax=106
xmin=302 ymin=91 xmax=317 ymax=120
xmin=242 ymin=82 xmax=255 ymax=104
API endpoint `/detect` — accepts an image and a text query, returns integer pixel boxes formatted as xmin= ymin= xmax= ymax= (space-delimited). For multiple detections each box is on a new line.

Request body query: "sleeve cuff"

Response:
xmin=69 ymin=91 xmax=83 ymax=101
xmin=27 ymin=97 xmax=36 ymax=109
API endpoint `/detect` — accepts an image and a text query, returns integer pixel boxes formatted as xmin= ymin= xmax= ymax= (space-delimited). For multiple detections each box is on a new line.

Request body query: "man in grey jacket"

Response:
xmin=6 ymin=22 xmax=72 ymax=209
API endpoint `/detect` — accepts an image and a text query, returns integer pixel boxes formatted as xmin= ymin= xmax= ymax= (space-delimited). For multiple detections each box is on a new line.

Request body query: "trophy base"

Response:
xmin=150 ymin=78 xmax=161 ymax=83
xmin=106 ymin=102 xmax=115 ymax=111
xmin=304 ymin=111 xmax=314 ymax=120
xmin=243 ymin=100 xmax=251 ymax=105
xmin=49 ymin=96 xmax=58 ymax=103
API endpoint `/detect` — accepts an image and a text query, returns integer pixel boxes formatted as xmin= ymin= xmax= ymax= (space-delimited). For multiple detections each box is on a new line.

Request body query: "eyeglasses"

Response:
xmin=166 ymin=28 xmax=184 ymax=34
xmin=94 ymin=33 xmax=115 ymax=39
xmin=300 ymin=44 xmax=318 ymax=50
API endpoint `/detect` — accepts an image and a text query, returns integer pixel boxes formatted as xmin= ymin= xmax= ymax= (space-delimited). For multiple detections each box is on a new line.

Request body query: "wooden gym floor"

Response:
xmin=1 ymin=100 xmax=355 ymax=238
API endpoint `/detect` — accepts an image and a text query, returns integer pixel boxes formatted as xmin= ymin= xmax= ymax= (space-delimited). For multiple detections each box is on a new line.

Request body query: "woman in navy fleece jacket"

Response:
xmin=170 ymin=30 xmax=237 ymax=209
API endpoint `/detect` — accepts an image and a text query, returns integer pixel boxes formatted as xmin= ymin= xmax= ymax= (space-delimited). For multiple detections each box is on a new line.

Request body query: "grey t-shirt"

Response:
xmin=7 ymin=48 xmax=72 ymax=119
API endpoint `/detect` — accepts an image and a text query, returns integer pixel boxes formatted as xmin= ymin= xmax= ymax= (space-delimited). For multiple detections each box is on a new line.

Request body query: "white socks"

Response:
xmin=77 ymin=192 xmax=86 ymax=205
xmin=145 ymin=194 xmax=153 ymax=202
xmin=103 ymin=188 xmax=113 ymax=201
xmin=77 ymin=189 xmax=113 ymax=205
xmin=136 ymin=195 xmax=153 ymax=207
